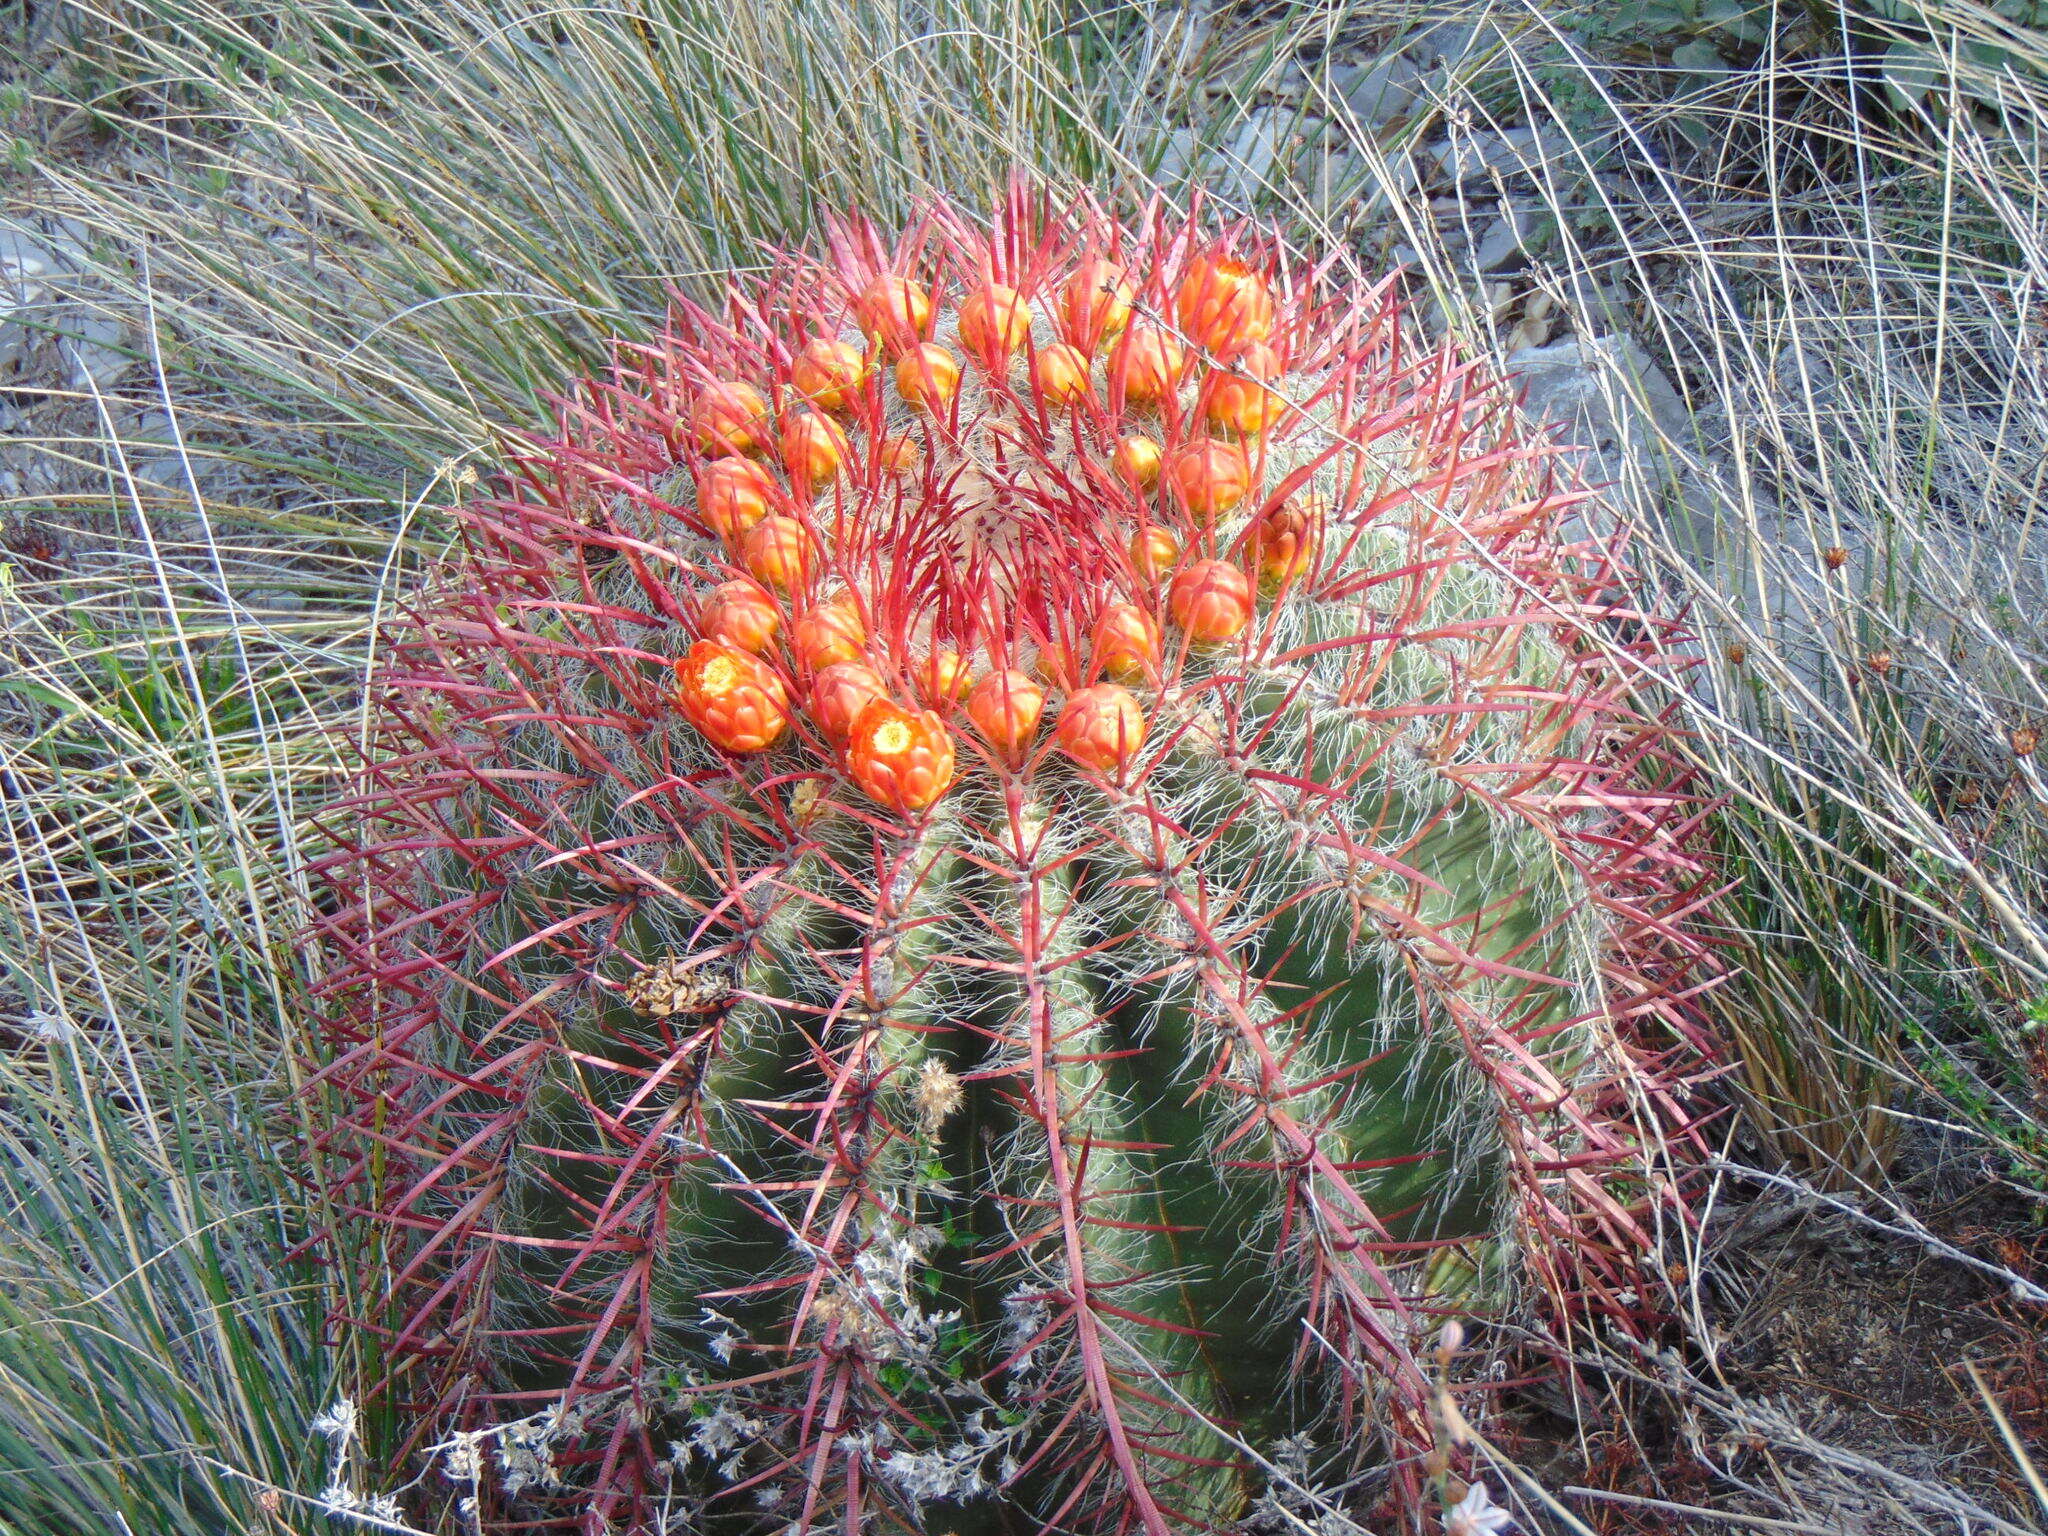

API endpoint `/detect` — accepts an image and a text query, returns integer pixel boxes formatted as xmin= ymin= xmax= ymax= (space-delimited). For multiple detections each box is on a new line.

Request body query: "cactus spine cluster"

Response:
xmin=311 ymin=189 xmax=1720 ymax=1536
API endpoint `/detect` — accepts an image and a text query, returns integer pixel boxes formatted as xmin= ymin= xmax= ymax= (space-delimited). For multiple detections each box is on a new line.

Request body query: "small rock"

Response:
xmin=1223 ymin=108 xmax=1296 ymax=196
xmin=1154 ymin=127 xmax=1202 ymax=186
xmin=1427 ymin=127 xmax=1570 ymax=188
xmin=0 ymin=228 xmax=58 ymax=377
xmin=60 ymin=311 xmax=132 ymax=390
xmin=1339 ymin=53 xmax=1425 ymax=127
xmin=1507 ymin=333 xmax=1691 ymax=456
xmin=1474 ymin=205 xmax=1539 ymax=272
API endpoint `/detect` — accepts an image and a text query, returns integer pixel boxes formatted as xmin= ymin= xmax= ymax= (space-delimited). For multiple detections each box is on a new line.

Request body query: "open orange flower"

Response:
xmin=847 ymin=698 xmax=957 ymax=813
xmin=852 ymin=273 xmax=932 ymax=355
xmin=809 ymin=660 xmax=889 ymax=744
xmin=1092 ymin=602 xmax=1160 ymax=684
xmin=965 ymin=668 xmax=1045 ymax=757
xmin=1168 ymin=559 xmax=1253 ymax=645
xmin=697 ymin=457 xmax=779 ymax=543
xmin=700 ymin=578 xmax=781 ymax=654
xmin=1175 ymin=255 xmax=1275 ymax=358
xmin=792 ymin=593 xmax=866 ymax=672
xmin=690 ymin=380 xmax=770 ymax=457
xmin=1060 ymin=258 xmax=1134 ymax=350
xmin=957 ymin=283 xmax=1032 ymax=365
xmin=674 ymin=640 xmax=789 ymax=753
xmin=792 ymin=337 xmax=867 ymax=414
xmin=1054 ymin=684 xmax=1147 ymax=774
xmin=1168 ymin=437 xmax=1252 ymax=519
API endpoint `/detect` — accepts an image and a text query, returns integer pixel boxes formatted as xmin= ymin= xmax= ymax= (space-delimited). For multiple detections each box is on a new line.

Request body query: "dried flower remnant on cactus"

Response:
xmin=310 ymin=188 xmax=1721 ymax=1536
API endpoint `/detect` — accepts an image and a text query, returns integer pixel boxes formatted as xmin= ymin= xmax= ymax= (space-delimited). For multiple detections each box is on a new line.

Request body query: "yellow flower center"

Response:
xmin=873 ymin=719 xmax=911 ymax=755
xmin=701 ymin=656 xmax=738 ymax=693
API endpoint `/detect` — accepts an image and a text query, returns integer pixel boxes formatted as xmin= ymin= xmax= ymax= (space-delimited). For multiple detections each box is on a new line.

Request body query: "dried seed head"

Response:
xmin=1865 ymin=650 xmax=1894 ymax=678
xmin=914 ymin=1059 xmax=965 ymax=1132
xmin=2014 ymin=724 xmax=2041 ymax=758
xmin=1822 ymin=545 xmax=1850 ymax=571
xmin=1724 ymin=643 xmax=1748 ymax=666
xmin=625 ymin=955 xmax=733 ymax=1018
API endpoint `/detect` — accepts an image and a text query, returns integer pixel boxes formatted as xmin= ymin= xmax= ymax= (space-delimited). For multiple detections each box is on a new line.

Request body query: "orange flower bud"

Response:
xmin=696 ymin=457 xmax=779 ymax=543
xmin=700 ymin=578 xmax=781 ymax=654
xmin=1112 ymin=323 xmax=1185 ymax=408
xmin=690 ymin=380 xmax=770 ymax=457
xmin=853 ymin=273 xmax=932 ymax=356
xmin=877 ymin=432 xmax=922 ymax=476
xmin=1202 ymin=342 xmax=1285 ymax=437
xmin=957 ymin=283 xmax=1033 ymax=364
xmin=1113 ymin=434 xmax=1164 ymax=489
xmin=1175 ymin=255 xmax=1275 ymax=358
xmin=1032 ymin=638 xmax=1083 ymax=689
xmin=966 ymin=668 xmax=1045 ymax=756
xmin=917 ymin=649 xmax=970 ymax=707
xmin=1168 ymin=559 xmax=1253 ymax=644
xmin=848 ymin=699 xmax=957 ymax=813
xmin=1129 ymin=526 xmax=1179 ymax=581
xmin=791 ymin=593 xmax=866 ymax=672
xmin=809 ymin=660 xmax=889 ymax=744
xmin=1060 ymin=258 xmax=1134 ymax=349
xmin=740 ymin=514 xmax=812 ymax=591
xmin=1033 ymin=342 xmax=1094 ymax=408
xmin=1092 ymin=602 xmax=1160 ymax=684
xmin=895 ymin=344 xmax=962 ymax=412
xmin=1255 ymin=497 xmax=1320 ymax=586
xmin=1168 ymin=438 xmax=1252 ymax=519
xmin=792 ymin=337 xmax=867 ymax=414
xmin=674 ymin=639 xmax=789 ymax=753
xmin=781 ymin=410 xmax=850 ymax=490
xmin=1055 ymin=684 xmax=1147 ymax=773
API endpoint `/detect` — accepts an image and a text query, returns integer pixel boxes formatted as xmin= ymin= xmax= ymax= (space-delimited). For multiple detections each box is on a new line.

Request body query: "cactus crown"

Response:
xmin=312 ymin=190 xmax=1719 ymax=1535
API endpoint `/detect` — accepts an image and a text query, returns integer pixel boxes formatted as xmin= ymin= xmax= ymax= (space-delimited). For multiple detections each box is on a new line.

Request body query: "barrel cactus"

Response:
xmin=310 ymin=190 xmax=1719 ymax=1535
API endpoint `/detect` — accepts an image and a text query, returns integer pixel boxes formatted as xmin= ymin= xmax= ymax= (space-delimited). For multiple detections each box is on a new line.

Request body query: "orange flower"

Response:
xmin=809 ymin=660 xmax=889 ymax=744
xmin=792 ymin=338 xmax=867 ymax=414
xmin=740 ymin=514 xmax=812 ymax=591
xmin=690 ymin=380 xmax=770 ymax=458
xmin=1092 ymin=602 xmax=1160 ymax=685
xmin=1168 ymin=438 xmax=1251 ymax=519
xmin=791 ymin=593 xmax=866 ymax=671
xmin=1175 ymin=255 xmax=1275 ymax=358
xmin=781 ymin=410 xmax=850 ymax=490
xmin=1032 ymin=637 xmax=1083 ymax=689
xmin=848 ymin=698 xmax=957 ymax=813
xmin=916 ymin=649 xmax=970 ymax=708
xmin=1129 ymin=526 xmax=1179 ymax=581
xmin=696 ymin=457 xmax=779 ymax=543
xmin=957 ymin=283 xmax=1033 ymax=364
xmin=1168 ymin=559 xmax=1253 ymax=644
xmin=1255 ymin=497 xmax=1321 ymax=586
xmin=877 ymin=432 xmax=922 ymax=475
xmin=1202 ymin=342 xmax=1285 ymax=437
xmin=894 ymin=344 xmax=962 ymax=412
xmin=1113 ymin=434 xmax=1164 ymax=489
xmin=853 ymin=273 xmax=932 ymax=356
xmin=1060 ymin=258 xmax=1134 ymax=350
xmin=966 ymin=668 xmax=1045 ymax=757
xmin=1112 ymin=323 xmax=1185 ymax=407
xmin=1033 ymin=342 xmax=1094 ymax=408
xmin=1055 ymin=684 xmax=1147 ymax=773
xmin=700 ymin=578 xmax=781 ymax=654
xmin=674 ymin=640 xmax=789 ymax=753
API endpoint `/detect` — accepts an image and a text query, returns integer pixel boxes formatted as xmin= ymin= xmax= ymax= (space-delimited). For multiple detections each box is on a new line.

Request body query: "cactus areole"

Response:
xmin=310 ymin=191 xmax=1721 ymax=1535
